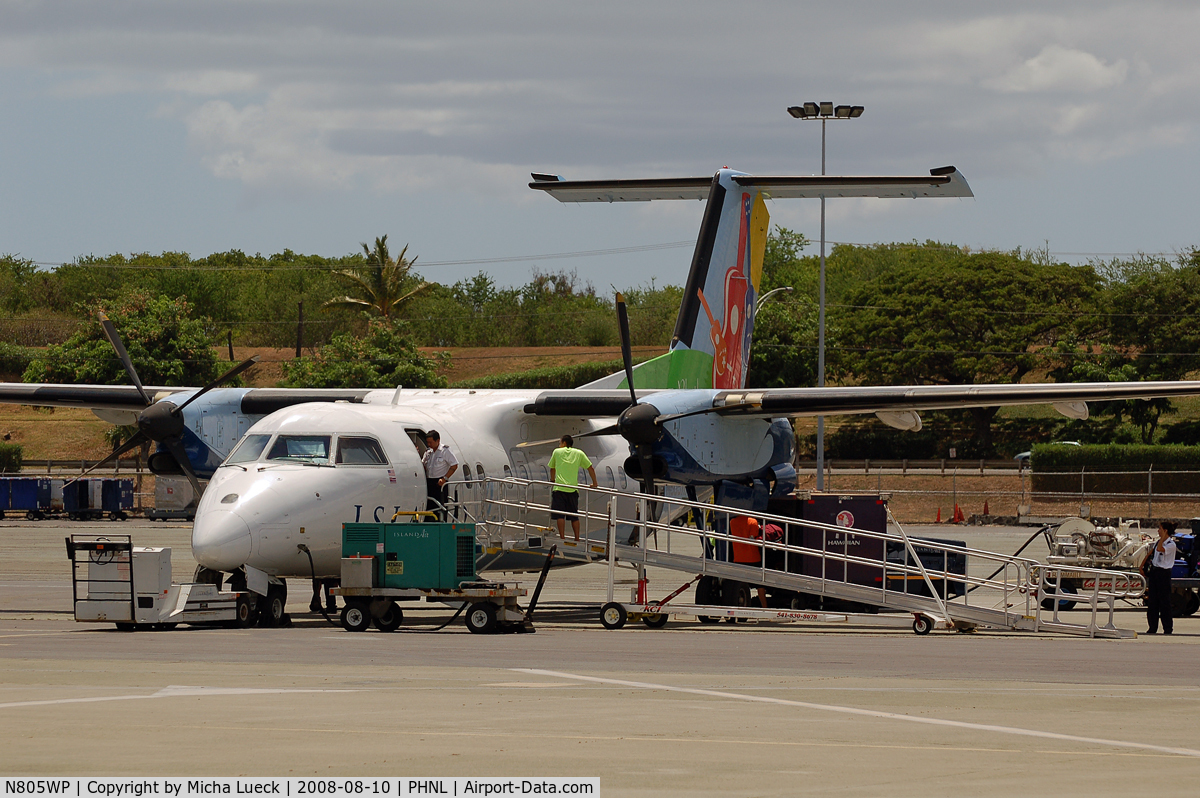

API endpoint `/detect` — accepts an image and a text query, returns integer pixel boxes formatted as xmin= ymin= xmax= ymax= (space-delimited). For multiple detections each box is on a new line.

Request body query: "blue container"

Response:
xmin=0 ymin=479 xmax=9 ymax=511
xmin=62 ymin=480 xmax=89 ymax=513
xmin=9 ymin=478 xmax=40 ymax=511
xmin=101 ymin=479 xmax=133 ymax=511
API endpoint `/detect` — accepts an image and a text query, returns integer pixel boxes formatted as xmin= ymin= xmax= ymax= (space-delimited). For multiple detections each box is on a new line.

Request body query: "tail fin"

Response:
xmin=530 ymin=166 xmax=973 ymax=391
xmin=669 ymin=171 xmax=770 ymax=389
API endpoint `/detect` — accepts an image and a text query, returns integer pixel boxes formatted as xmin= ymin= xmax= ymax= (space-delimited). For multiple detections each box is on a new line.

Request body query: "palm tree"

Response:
xmin=323 ymin=235 xmax=430 ymax=320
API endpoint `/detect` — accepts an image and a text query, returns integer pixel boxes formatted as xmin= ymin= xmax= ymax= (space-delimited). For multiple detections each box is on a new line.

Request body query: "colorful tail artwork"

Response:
xmin=631 ymin=170 xmax=770 ymax=391
xmin=529 ymin=164 xmax=972 ymax=393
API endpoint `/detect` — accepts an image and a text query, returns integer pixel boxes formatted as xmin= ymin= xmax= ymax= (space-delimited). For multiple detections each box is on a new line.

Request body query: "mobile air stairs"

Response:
xmin=457 ymin=478 xmax=1144 ymax=638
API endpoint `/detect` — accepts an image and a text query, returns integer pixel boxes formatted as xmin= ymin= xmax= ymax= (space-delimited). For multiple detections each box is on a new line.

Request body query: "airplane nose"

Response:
xmin=192 ymin=509 xmax=252 ymax=572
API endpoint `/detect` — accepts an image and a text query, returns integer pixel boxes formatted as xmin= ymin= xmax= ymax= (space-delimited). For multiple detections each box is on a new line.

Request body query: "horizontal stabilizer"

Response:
xmin=529 ymin=167 xmax=972 ymax=202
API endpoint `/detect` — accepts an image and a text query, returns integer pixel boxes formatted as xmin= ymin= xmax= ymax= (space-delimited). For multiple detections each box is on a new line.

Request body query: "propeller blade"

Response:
xmin=515 ymin=424 xmax=620 ymax=448
xmin=64 ymin=431 xmax=148 ymax=488
xmin=165 ymin=438 xmax=204 ymax=500
xmin=638 ymin=447 xmax=658 ymax=526
xmin=98 ymin=312 xmax=152 ymax=407
xmin=615 ymin=292 xmax=638 ymax=407
xmin=173 ymin=356 xmax=261 ymax=414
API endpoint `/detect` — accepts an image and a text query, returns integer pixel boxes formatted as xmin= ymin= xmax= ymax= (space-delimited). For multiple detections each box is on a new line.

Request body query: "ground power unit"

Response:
xmin=341 ymin=522 xmax=478 ymax=589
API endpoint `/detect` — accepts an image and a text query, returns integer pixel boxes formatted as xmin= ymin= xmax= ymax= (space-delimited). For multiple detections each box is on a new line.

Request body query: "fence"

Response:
xmin=796 ymin=460 xmax=1200 ymax=524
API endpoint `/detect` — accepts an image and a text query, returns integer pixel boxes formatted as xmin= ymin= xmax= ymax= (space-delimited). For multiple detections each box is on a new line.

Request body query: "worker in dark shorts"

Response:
xmin=547 ymin=434 xmax=598 ymax=540
xmin=1143 ymin=520 xmax=1178 ymax=635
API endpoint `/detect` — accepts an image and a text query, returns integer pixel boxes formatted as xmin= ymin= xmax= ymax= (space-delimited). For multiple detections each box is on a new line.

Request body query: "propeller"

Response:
xmin=613 ymin=293 xmax=663 ymax=509
xmin=68 ymin=313 xmax=259 ymax=498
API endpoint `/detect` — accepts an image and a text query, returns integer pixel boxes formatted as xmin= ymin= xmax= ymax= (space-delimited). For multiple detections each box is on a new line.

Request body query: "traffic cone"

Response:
xmin=983 ymin=499 xmax=989 ymax=516
xmin=936 ymin=507 xmax=941 ymax=522
xmin=953 ymin=504 xmax=965 ymax=523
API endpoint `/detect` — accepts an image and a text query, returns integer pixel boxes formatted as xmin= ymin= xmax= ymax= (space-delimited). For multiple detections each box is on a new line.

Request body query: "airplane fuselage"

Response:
xmin=191 ymin=388 xmax=795 ymax=580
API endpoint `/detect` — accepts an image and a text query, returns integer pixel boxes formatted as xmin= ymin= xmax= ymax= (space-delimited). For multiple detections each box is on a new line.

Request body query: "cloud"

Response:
xmin=985 ymin=45 xmax=1129 ymax=93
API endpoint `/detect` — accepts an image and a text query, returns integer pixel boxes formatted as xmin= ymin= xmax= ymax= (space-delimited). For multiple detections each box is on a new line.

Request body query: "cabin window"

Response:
xmin=539 ymin=465 xmax=549 ymax=481
xmin=476 ymin=464 xmax=486 ymax=482
xmin=617 ymin=466 xmax=628 ymax=489
xmin=462 ymin=459 xmax=473 ymax=484
xmin=266 ymin=435 xmax=331 ymax=464
xmin=503 ymin=464 xmax=512 ymax=477
xmin=226 ymin=434 xmax=271 ymax=465
xmin=604 ymin=466 xmax=615 ymax=488
xmin=335 ymin=436 xmax=388 ymax=465
xmin=518 ymin=464 xmax=528 ymax=480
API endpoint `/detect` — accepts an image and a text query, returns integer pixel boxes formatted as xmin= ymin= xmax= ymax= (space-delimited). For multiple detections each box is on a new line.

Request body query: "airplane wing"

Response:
xmin=0 ymin=384 xmax=373 ymax=415
xmin=712 ymin=382 xmax=1200 ymax=417
xmin=526 ymin=381 xmax=1200 ymax=420
xmin=0 ymin=383 xmax=191 ymax=412
xmin=529 ymin=167 xmax=972 ymax=202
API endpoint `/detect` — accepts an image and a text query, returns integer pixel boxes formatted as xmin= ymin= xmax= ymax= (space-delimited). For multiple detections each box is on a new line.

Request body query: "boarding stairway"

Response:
xmin=455 ymin=478 xmax=1144 ymax=638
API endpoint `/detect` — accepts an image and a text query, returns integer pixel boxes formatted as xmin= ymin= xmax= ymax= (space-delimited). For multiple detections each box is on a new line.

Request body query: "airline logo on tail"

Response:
xmin=695 ymin=190 xmax=769 ymax=389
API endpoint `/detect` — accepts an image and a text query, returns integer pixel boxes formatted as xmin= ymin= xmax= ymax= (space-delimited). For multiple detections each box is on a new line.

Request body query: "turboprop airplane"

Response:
xmin=9 ymin=165 xmax=1200 ymax=625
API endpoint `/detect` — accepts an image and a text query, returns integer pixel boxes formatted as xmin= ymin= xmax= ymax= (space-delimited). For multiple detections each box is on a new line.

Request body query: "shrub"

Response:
xmin=0 ymin=442 xmax=22 ymax=473
xmin=455 ymin=358 xmax=639 ymax=390
xmin=1031 ymin=443 xmax=1200 ymax=494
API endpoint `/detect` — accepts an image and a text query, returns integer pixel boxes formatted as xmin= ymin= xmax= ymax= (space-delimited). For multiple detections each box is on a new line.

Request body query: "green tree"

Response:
xmin=322 ymin=236 xmax=430 ymax=320
xmin=23 ymin=292 xmax=226 ymax=387
xmin=1104 ymin=249 xmax=1200 ymax=381
xmin=281 ymin=320 xmax=447 ymax=389
xmin=836 ymin=248 xmax=1101 ymax=454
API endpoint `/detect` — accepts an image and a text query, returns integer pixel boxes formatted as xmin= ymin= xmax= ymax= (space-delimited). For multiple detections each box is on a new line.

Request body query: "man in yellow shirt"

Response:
xmin=547 ymin=434 xmax=598 ymax=541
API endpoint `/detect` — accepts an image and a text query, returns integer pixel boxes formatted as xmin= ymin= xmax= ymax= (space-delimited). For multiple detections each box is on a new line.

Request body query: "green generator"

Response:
xmin=341 ymin=522 xmax=478 ymax=589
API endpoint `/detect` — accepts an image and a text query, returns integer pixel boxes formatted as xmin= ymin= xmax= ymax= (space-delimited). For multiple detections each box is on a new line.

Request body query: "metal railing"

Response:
xmin=454 ymin=477 xmax=1142 ymax=637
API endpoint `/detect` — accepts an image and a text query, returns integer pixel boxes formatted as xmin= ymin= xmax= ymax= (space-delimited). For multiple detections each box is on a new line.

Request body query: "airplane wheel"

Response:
xmin=259 ymin=584 xmax=287 ymax=627
xmin=341 ymin=602 xmax=371 ymax=632
xmin=912 ymin=615 xmax=933 ymax=636
xmin=642 ymin=612 xmax=669 ymax=629
xmin=465 ymin=601 xmax=499 ymax=634
xmin=373 ymin=601 xmax=403 ymax=632
xmin=233 ymin=594 xmax=257 ymax=628
xmin=599 ymin=602 xmax=627 ymax=630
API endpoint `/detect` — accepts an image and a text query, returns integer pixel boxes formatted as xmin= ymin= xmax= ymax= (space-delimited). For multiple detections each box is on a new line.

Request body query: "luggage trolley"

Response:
xmin=66 ymin=534 xmax=254 ymax=630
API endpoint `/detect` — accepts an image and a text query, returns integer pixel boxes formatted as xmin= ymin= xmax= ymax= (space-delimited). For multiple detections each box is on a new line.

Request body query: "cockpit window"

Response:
xmin=266 ymin=435 xmax=331 ymax=464
xmin=335 ymin=436 xmax=388 ymax=465
xmin=226 ymin=434 xmax=271 ymax=465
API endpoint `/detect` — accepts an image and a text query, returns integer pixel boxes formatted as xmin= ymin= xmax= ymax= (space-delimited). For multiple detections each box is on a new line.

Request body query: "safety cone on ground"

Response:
xmin=953 ymin=504 xmax=965 ymax=523
xmin=936 ymin=507 xmax=941 ymax=522
xmin=983 ymin=499 xmax=989 ymax=516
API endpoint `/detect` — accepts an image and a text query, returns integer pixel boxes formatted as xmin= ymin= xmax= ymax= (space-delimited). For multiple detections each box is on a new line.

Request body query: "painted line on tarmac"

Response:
xmin=517 ymin=668 xmax=1200 ymax=759
xmin=0 ymin=684 xmax=356 ymax=710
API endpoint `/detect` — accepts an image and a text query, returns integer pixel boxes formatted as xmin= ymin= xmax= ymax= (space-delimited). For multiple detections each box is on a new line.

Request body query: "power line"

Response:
xmin=17 ymin=240 xmax=695 ymax=271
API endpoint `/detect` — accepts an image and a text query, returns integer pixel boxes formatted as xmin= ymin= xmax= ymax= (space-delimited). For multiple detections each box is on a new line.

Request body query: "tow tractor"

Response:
xmin=66 ymin=535 xmax=254 ymax=630
xmin=332 ymin=520 xmax=553 ymax=634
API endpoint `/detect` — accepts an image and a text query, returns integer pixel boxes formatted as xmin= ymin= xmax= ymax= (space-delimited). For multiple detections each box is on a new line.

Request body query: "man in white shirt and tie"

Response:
xmin=422 ymin=430 xmax=458 ymax=521
xmin=1144 ymin=521 xmax=1178 ymax=635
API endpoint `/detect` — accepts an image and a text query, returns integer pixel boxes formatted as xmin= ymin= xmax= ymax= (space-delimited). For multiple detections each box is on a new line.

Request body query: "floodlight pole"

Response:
xmin=817 ymin=117 xmax=827 ymax=491
xmin=787 ymin=103 xmax=863 ymax=491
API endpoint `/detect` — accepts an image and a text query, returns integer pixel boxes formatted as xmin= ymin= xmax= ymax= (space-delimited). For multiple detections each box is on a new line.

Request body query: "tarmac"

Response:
xmin=1 ymin=519 xmax=1199 ymax=796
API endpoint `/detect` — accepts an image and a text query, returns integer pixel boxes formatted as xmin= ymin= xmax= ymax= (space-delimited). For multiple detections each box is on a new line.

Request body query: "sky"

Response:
xmin=1 ymin=1 xmax=1199 ymax=290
